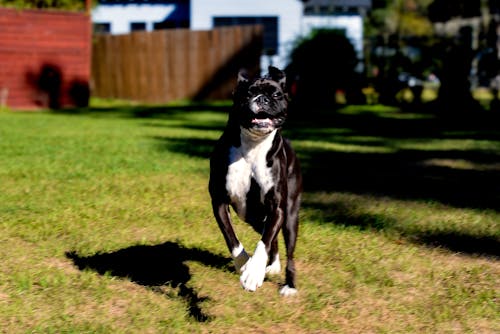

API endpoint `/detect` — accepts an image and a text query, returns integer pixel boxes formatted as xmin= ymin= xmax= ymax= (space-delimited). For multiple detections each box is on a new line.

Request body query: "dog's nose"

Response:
xmin=254 ymin=94 xmax=270 ymax=105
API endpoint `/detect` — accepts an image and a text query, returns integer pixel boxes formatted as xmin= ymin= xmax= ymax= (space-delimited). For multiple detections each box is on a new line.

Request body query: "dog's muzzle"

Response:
xmin=251 ymin=117 xmax=273 ymax=129
xmin=250 ymin=94 xmax=270 ymax=114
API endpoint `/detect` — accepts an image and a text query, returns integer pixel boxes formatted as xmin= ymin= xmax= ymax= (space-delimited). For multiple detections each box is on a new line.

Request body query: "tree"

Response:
xmin=286 ymin=29 xmax=360 ymax=107
xmin=366 ymin=0 xmax=434 ymax=38
xmin=366 ymin=0 xmax=492 ymax=112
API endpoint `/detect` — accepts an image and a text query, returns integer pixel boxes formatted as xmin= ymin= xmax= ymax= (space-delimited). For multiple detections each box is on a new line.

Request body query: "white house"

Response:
xmin=190 ymin=0 xmax=304 ymax=72
xmin=92 ymin=0 xmax=371 ymax=71
xmin=92 ymin=0 xmax=190 ymax=34
xmin=92 ymin=4 xmax=177 ymax=34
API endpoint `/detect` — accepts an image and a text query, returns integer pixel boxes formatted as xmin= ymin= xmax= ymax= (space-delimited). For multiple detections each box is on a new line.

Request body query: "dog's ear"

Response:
xmin=268 ymin=66 xmax=286 ymax=90
xmin=237 ymin=69 xmax=249 ymax=84
xmin=233 ymin=69 xmax=250 ymax=101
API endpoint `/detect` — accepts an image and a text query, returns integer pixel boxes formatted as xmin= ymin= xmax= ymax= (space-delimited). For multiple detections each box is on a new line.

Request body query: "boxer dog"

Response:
xmin=209 ymin=66 xmax=302 ymax=296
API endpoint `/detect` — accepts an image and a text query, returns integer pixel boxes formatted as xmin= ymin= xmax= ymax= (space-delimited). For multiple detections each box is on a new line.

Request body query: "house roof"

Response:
xmin=304 ymin=0 xmax=372 ymax=7
xmin=304 ymin=0 xmax=372 ymax=9
xmin=98 ymin=0 xmax=188 ymax=4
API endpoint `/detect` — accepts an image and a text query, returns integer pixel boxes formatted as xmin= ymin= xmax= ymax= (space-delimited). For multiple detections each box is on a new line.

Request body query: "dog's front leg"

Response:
xmin=212 ymin=202 xmax=249 ymax=272
xmin=240 ymin=204 xmax=285 ymax=291
xmin=239 ymin=240 xmax=268 ymax=291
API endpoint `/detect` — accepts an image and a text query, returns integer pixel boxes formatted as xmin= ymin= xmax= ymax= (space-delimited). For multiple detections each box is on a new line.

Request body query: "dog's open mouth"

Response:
xmin=251 ymin=118 xmax=274 ymax=129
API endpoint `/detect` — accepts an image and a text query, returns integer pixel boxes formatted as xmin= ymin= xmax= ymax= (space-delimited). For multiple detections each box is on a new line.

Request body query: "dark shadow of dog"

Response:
xmin=66 ymin=241 xmax=231 ymax=322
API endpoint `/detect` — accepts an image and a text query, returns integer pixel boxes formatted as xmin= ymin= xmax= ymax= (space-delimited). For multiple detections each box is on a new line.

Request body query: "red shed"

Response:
xmin=0 ymin=8 xmax=91 ymax=110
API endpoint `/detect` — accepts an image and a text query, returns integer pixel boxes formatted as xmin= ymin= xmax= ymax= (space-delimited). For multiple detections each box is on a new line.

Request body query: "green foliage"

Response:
xmin=0 ymin=0 xmax=86 ymax=11
xmin=287 ymin=29 xmax=360 ymax=105
xmin=366 ymin=0 xmax=434 ymax=37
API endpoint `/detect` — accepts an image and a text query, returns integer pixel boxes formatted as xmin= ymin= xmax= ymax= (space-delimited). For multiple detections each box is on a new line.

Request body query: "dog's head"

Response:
xmin=231 ymin=66 xmax=288 ymax=137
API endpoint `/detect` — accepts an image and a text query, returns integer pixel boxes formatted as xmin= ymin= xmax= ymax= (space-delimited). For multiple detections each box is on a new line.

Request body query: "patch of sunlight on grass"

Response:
xmin=378 ymin=112 xmax=435 ymax=120
xmin=421 ymin=158 xmax=500 ymax=171
xmin=394 ymin=138 xmax=500 ymax=152
xmin=340 ymin=104 xmax=400 ymax=114
xmin=295 ymin=139 xmax=395 ymax=154
xmin=338 ymin=104 xmax=434 ymax=119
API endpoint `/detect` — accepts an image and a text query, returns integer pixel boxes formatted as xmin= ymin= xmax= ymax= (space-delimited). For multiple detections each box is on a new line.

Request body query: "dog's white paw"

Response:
xmin=240 ymin=241 xmax=268 ymax=291
xmin=232 ymin=244 xmax=250 ymax=273
xmin=279 ymin=285 xmax=298 ymax=297
xmin=265 ymin=254 xmax=281 ymax=276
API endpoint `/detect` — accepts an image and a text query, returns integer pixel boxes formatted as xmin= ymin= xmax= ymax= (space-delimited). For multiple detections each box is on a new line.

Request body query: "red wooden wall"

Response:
xmin=0 ymin=8 xmax=91 ymax=110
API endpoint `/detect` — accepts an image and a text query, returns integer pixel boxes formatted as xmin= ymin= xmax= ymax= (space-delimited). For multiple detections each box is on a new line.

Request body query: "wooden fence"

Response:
xmin=0 ymin=8 xmax=91 ymax=109
xmin=91 ymin=25 xmax=263 ymax=103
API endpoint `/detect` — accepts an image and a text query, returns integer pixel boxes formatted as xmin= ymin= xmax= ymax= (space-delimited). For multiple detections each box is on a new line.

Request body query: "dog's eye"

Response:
xmin=272 ymin=92 xmax=282 ymax=99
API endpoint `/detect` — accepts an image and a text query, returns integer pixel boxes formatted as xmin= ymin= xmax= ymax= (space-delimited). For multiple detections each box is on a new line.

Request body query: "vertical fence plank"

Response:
xmin=163 ymin=31 xmax=173 ymax=102
xmin=133 ymin=32 xmax=146 ymax=101
xmin=120 ymin=34 xmax=133 ymax=101
xmin=188 ymin=31 xmax=200 ymax=98
xmin=177 ymin=29 xmax=189 ymax=101
xmin=198 ymin=30 xmax=211 ymax=98
xmin=147 ymin=31 xmax=162 ymax=103
xmin=112 ymin=35 xmax=123 ymax=99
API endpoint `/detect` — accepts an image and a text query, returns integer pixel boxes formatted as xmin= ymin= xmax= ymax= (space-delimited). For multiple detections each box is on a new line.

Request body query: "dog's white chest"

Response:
xmin=226 ymin=130 xmax=276 ymax=218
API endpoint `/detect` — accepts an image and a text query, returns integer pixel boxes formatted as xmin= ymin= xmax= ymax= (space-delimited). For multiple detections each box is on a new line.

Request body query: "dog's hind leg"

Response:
xmin=280 ymin=200 xmax=300 ymax=296
xmin=212 ymin=202 xmax=249 ymax=272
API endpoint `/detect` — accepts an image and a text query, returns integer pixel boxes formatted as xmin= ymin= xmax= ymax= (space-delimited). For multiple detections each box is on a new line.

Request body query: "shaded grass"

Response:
xmin=0 ymin=102 xmax=498 ymax=333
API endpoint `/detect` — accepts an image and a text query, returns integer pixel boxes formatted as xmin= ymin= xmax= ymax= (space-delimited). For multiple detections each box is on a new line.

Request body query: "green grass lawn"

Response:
xmin=0 ymin=101 xmax=498 ymax=333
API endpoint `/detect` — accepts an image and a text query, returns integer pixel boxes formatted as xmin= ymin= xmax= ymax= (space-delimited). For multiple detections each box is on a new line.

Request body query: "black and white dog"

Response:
xmin=209 ymin=66 xmax=302 ymax=296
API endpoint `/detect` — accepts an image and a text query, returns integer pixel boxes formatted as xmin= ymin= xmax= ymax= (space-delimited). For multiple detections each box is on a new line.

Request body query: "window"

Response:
xmin=93 ymin=23 xmax=110 ymax=34
xmin=213 ymin=16 xmax=278 ymax=55
xmin=131 ymin=22 xmax=146 ymax=31
xmin=153 ymin=20 xmax=189 ymax=30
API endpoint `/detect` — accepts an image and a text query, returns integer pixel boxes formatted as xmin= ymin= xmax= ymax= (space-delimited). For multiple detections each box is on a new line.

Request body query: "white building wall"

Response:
xmin=92 ymin=5 xmax=176 ymax=34
xmin=190 ymin=0 xmax=304 ymax=72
